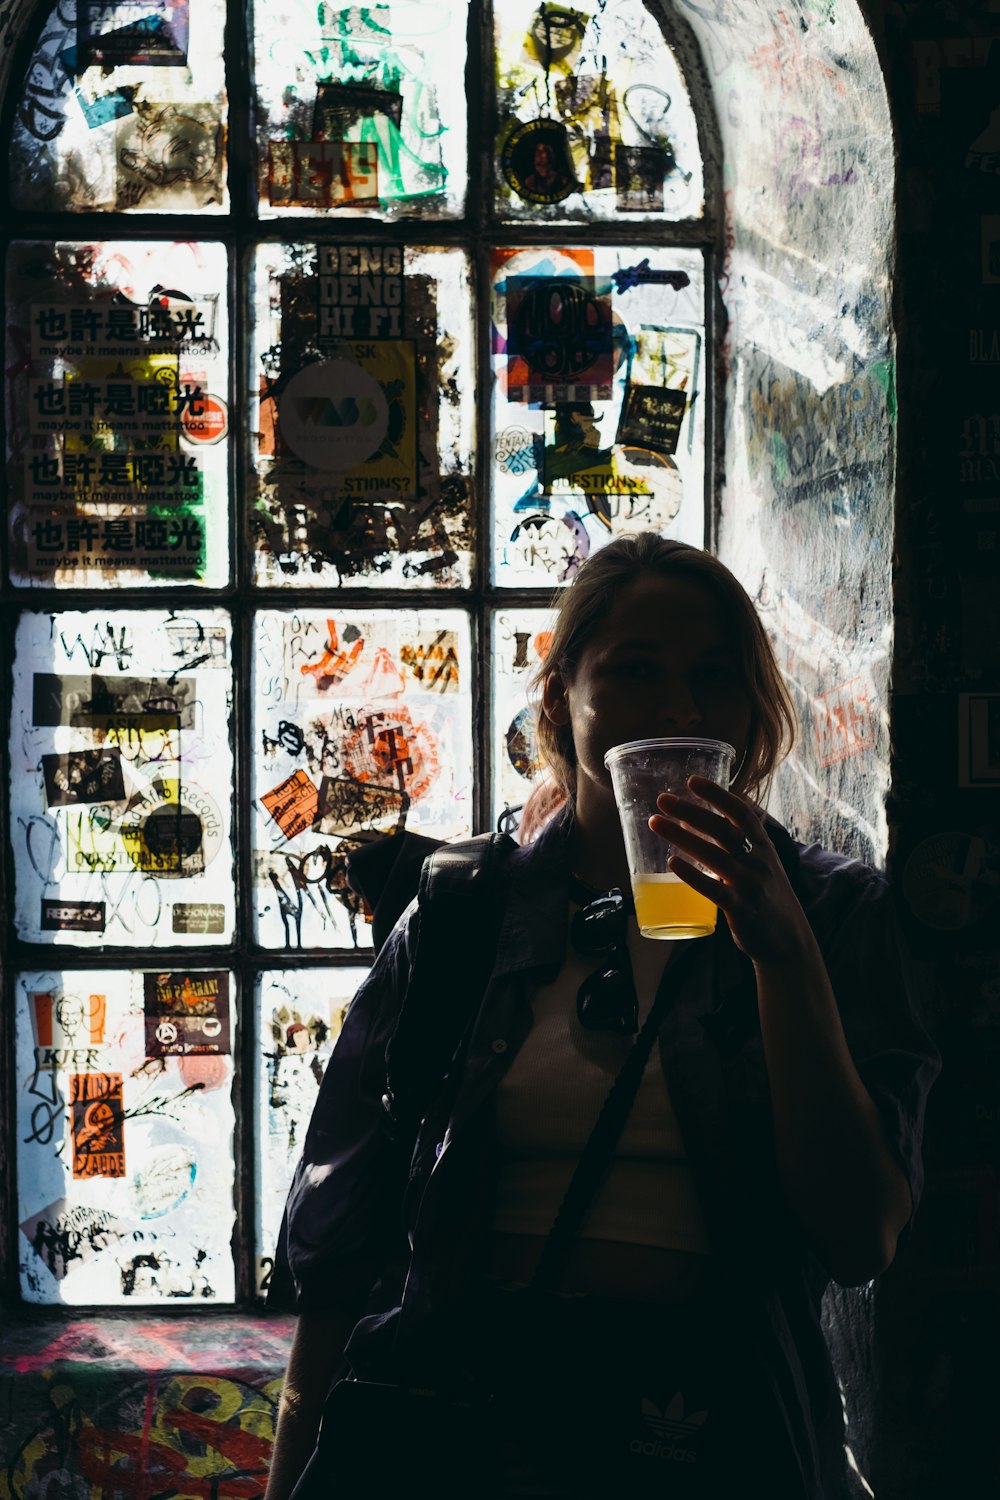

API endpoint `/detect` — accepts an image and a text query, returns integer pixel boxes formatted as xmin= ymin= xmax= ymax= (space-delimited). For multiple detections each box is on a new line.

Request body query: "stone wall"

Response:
xmin=674 ymin=1 xmax=998 ymax=1493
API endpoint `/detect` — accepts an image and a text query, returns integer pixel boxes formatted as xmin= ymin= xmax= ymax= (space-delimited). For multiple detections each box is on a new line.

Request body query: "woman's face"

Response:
xmin=543 ymin=573 xmax=753 ymax=813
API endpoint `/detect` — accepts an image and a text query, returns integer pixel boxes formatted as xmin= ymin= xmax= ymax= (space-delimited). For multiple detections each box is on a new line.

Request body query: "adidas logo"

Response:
xmin=642 ymin=1393 xmax=709 ymax=1440
xmin=629 ymin=1393 xmax=709 ymax=1465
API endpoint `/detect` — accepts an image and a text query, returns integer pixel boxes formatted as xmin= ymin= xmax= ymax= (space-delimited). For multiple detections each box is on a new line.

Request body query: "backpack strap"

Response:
xmin=346 ymin=829 xmax=445 ymax=954
xmin=381 ymin=831 xmax=515 ymax=1141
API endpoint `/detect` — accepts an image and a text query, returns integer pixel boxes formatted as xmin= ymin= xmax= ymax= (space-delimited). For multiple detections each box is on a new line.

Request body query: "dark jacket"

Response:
xmin=274 ymin=810 xmax=940 ymax=1498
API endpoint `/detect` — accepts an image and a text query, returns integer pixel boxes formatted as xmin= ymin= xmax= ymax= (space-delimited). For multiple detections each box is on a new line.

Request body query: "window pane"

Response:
xmin=493 ymin=0 xmax=703 ymax=224
xmin=253 ymin=607 xmax=473 ymax=948
xmin=255 ymin=966 xmax=367 ymax=1294
xmin=6 ymin=240 xmax=229 ymax=589
xmin=491 ymin=244 xmax=705 ymax=585
xmin=492 ymin=608 xmax=556 ymax=829
xmin=10 ymin=0 xmax=227 ymax=213
xmin=10 ymin=609 xmax=235 ymax=947
xmin=251 ymin=243 xmax=474 ymax=587
xmin=253 ymin=0 xmax=469 ymax=220
xmin=16 ymin=969 xmax=236 ymax=1305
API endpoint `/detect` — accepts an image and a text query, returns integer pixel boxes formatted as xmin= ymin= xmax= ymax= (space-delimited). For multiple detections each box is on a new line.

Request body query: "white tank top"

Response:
xmin=491 ymin=906 xmax=714 ymax=1256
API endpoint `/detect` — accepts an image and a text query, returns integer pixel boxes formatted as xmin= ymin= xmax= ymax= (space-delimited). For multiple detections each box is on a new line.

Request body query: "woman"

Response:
xmin=265 ymin=533 xmax=938 ymax=1500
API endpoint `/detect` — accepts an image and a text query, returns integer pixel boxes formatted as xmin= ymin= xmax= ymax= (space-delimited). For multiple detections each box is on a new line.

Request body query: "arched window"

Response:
xmin=2 ymin=0 xmax=716 ymax=1305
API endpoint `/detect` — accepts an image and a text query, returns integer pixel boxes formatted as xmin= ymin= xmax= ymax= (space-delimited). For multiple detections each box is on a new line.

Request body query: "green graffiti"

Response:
xmin=770 ymin=430 xmax=789 ymax=483
xmin=301 ymin=22 xmax=449 ymax=201
xmin=146 ymin=478 xmax=209 ymax=581
xmin=870 ymin=359 xmax=897 ymax=424
xmin=357 ymin=113 xmax=447 ymax=200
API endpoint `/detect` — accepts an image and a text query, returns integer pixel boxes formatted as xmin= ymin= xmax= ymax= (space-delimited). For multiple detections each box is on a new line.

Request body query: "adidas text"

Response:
xmin=629 ymin=1437 xmax=697 ymax=1463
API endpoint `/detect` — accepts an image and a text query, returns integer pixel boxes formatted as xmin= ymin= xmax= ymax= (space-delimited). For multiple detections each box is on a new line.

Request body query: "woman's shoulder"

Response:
xmin=763 ymin=814 xmax=889 ymax=919
xmin=783 ymin=831 xmax=896 ymax=944
xmin=793 ymin=838 xmax=886 ymax=890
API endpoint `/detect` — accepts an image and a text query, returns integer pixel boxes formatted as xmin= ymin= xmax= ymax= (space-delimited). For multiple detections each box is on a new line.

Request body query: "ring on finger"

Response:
xmin=740 ymin=836 xmax=754 ymax=856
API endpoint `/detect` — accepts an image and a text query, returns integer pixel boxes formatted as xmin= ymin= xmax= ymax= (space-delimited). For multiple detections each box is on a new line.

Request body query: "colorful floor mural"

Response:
xmin=0 ymin=1314 xmax=293 ymax=1498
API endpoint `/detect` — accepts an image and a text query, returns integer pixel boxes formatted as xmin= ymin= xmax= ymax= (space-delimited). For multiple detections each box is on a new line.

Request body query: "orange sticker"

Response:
xmin=31 ymin=992 xmax=54 ymax=1048
xmin=261 ymin=769 xmax=320 ymax=840
xmin=179 ymin=1053 xmax=228 ymax=1092
xmin=70 ymin=1073 xmax=125 ymax=1180
xmin=181 ymin=393 xmax=228 ymax=443
xmin=344 ymin=706 xmax=441 ymax=802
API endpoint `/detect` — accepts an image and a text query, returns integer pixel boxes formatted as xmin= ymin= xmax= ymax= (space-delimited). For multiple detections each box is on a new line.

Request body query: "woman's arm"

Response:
xmin=264 ymin=907 xmax=423 ymax=1496
xmin=651 ymin=778 xmax=914 ymax=1286
xmin=750 ymin=929 xmax=912 ymax=1284
xmin=265 ymin=1305 xmax=360 ymax=1500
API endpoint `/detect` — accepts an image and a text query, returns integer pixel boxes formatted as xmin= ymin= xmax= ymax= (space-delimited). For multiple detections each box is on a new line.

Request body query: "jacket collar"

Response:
xmin=492 ymin=807 xmax=575 ymax=978
xmin=490 ymin=805 xmax=805 ymax=1027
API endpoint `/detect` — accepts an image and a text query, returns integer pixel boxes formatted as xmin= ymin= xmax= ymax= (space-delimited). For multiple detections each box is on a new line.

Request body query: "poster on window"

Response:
xmin=492 ymin=0 xmax=704 ymax=224
xmin=16 ymin=969 xmax=236 ymax=1305
xmin=490 ymin=244 xmax=705 ymax=586
xmin=77 ymin=1 xmax=192 ymax=67
xmin=5 ymin=240 xmax=229 ymax=588
xmin=491 ymin=609 xmax=557 ymax=830
xmin=9 ymin=0 xmax=226 ymax=213
xmin=254 ymin=0 xmax=469 ymax=220
xmin=254 ymin=968 xmax=366 ymax=1295
xmin=252 ymin=243 xmax=474 ymax=588
xmin=10 ymin=609 xmax=235 ymax=948
xmin=252 ymin=607 xmax=473 ymax=948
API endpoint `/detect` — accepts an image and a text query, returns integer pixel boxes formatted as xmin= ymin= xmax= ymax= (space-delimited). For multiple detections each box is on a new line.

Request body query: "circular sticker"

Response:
xmin=902 ymin=831 xmax=999 ymax=931
xmin=596 ymin=446 xmax=684 ymax=533
xmin=510 ymin=512 xmax=590 ymax=582
xmin=506 ymin=705 xmax=543 ymax=780
xmin=179 ymin=1053 xmax=229 ymax=1092
xmin=120 ymin=779 xmax=224 ymax=879
xmin=181 ymin=392 xmax=229 ymax=444
xmin=525 ymin=7 xmax=587 ymax=65
xmin=502 ymin=118 xmax=579 ymax=206
xmin=344 ymin=706 xmax=442 ymax=803
xmin=279 ymin=359 xmax=389 ymax=471
xmin=130 ymin=1143 xmax=197 ymax=1220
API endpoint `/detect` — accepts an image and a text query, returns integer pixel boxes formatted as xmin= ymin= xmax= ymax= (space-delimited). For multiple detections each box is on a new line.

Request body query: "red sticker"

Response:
xmin=181 ymin=392 xmax=228 ymax=443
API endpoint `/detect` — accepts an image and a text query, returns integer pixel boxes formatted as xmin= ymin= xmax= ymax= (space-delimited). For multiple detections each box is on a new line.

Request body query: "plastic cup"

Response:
xmin=604 ymin=736 xmax=735 ymax=940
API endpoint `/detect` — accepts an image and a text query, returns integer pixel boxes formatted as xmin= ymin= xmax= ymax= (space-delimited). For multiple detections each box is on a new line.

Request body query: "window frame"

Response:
xmin=0 ymin=0 xmax=722 ymax=1310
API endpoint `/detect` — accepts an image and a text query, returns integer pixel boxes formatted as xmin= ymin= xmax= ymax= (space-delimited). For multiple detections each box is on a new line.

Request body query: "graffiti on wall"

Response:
xmin=676 ymin=0 xmax=896 ymax=866
xmin=0 ymin=1316 xmax=293 ymax=1499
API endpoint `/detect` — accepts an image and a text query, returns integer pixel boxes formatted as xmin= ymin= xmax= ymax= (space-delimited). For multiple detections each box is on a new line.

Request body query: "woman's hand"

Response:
xmin=648 ymin=775 xmax=814 ymax=966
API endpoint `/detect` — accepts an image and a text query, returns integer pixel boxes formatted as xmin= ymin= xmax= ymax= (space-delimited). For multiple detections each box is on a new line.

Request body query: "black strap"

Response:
xmin=381 ymin=831 xmax=515 ymax=1141
xmin=346 ymin=829 xmax=444 ymax=954
xmin=528 ymin=958 xmax=680 ymax=1295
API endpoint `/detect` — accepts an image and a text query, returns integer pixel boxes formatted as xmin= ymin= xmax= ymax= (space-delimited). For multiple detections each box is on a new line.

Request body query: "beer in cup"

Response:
xmin=604 ymin=736 xmax=736 ymax=939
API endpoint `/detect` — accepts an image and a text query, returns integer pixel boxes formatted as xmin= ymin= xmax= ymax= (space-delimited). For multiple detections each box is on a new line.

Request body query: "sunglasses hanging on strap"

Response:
xmin=570 ymin=882 xmax=638 ymax=1035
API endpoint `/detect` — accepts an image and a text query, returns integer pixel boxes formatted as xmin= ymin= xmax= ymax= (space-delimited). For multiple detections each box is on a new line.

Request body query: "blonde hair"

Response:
xmin=530 ymin=533 xmax=796 ymax=805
